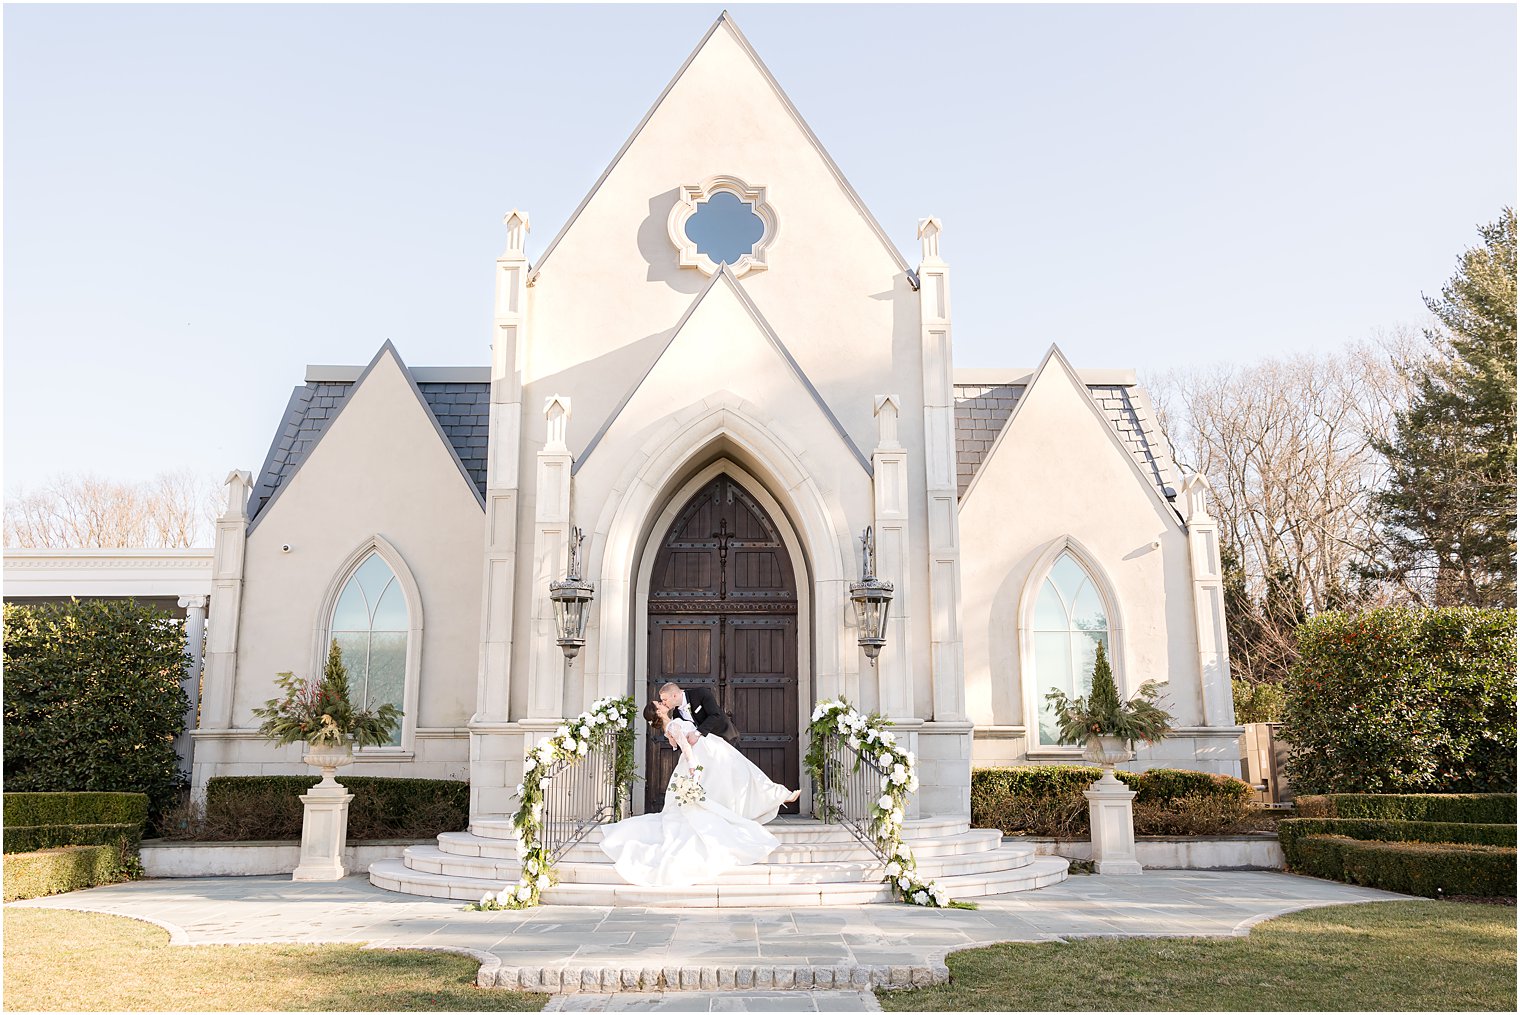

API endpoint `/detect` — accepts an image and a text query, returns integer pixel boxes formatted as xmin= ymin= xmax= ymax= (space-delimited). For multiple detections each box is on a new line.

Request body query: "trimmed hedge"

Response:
xmin=1287 ymin=835 xmax=1516 ymax=899
xmin=3 ymin=791 xmax=149 ymax=828
xmin=1278 ymin=817 xmax=1517 ymax=850
xmin=1280 ymin=607 xmax=1517 ymax=794
xmin=1294 ymin=793 xmax=1517 ymax=825
xmin=3 ymin=600 xmax=190 ymax=822
xmin=972 ymin=766 xmax=1255 ymax=837
xmin=158 ymin=776 xmax=470 ymax=841
xmin=2 ymin=844 xmax=126 ymax=901
xmin=3 ymin=822 xmax=142 ymax=855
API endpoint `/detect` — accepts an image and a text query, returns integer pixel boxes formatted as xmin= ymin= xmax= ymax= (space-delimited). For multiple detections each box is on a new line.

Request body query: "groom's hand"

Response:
xmin=686 ymin=732 xmax=700 ymax=746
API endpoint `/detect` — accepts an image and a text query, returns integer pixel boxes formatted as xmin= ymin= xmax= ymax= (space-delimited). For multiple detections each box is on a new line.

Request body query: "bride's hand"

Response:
xmin=686 ymin=732 xmax=699 ymax=746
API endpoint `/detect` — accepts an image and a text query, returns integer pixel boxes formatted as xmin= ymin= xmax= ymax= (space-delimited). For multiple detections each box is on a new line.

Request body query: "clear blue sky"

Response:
xmin=4 ymin=3 xmax=1515 ymax=499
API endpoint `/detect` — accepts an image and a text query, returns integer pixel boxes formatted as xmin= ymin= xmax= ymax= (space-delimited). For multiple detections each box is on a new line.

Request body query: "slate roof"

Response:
xmin=953 ymin=380 xmax=1182 ymax=503
xmin=249 ymin=377 xmax=490 ymax=526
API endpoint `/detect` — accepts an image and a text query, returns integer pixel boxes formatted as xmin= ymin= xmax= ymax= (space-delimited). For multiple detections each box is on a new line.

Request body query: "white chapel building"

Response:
xmin=189 ymin=14 xmax=1240 ymax=837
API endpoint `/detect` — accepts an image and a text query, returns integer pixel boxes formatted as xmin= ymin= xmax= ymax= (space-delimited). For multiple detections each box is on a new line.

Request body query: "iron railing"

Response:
xmin=539 ymin=729 xmax=620 ymax=864
xmin=813 ymin=733 xmax=894 ymax=865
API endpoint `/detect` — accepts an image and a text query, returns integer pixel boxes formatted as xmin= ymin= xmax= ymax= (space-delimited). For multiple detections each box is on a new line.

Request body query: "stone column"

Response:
xmin=471 ymin=210 xmax=531 ymax=821
xmin=174 ymin=595 xmax=209 ymax=782
xmin=871 ymin=394 xmax=913 ymax=721
xmin=1181 ymin=474 xmax=1236 ymax=728
xmin=291 ymin=783 xmax=355 ymax=881
xmin=1084 ymin=770 xmax=1144 ymax=875
xmin=527 ymin=395 xmax=573 ymax=721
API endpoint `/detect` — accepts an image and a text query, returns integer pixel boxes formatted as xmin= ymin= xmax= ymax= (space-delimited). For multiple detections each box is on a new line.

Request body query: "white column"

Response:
xmin=871 ymin=395 xmax=913 ymax=721
xmin=174 ymin=594 xmax=209 ymax=782
xmin=527 ymin=395 xmax=573 ymax=721
xmin=291 ymin=783 xmax=355 ymax=881
xmin=471 ymin=211 xmax=531 ymax=820
xmin=916 ymin=218 xmax=968 ymax=723
xmin=1084 ymin=769 xmax=1144 ymax=875
xmin=1182 ymin=474 xmax=1236 ymax=728
xmin=198 ymin=471 xmax=250 ymax=732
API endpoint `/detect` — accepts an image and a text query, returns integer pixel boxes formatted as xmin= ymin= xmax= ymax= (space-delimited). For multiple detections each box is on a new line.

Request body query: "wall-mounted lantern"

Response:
xmin=549 ymin=527 xmax=594 ymax=661
xmin=849 ymin=526 xmax=894 ymax=665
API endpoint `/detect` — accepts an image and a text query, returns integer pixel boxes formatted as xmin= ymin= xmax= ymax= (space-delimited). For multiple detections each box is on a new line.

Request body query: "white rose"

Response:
xmin=892 ymin=808 xmax=904 ymax=824
xmin=881 ymin=731 xmax=896 ymax=746
xmin=530 ymin=803 xmax=542 ymax=820
xmin=515 ymin=783 xmax=524 ymax=795
xmin=913 ymin=890 xmax=929 ymax=906
xmin=878 ymin=794 xmax=894 ymax=810
xmin=847 ymin=737 xmax=861 ymax=751
xmin=523 ymin=755 xmax=537 ymax=772
xmin=556 ymin=725 xmax=570 ymax=739
xmin=579 ymin=725 xmax=592 ymax=739
xmin=864 ymin=729 xmax=878 ymax=743
xmin=525 ymin=858 xmax=537 ymax=874
xmin=536 ymin=874 xmax=551 ymax=890
xmin=516 ymin=884 xmax=533 ymax=901
xmin=908 ymin=777 xmax=919 ymax=793
xmin=836 ymin=719 xmax=850 ymax=735
xmin=537 ymin=743 xmax=555 ymax=761
xmin=617 ymin=718 xmax=628 ymax=729
xmin=577 ymin=740 xmax=589 ymax=755
xmin=886 ymin=862 xmax=902 ymax=877
xmin=896 ymin=843 xmax=911 ymax=859
xmin=897 ymin=876 xmax=911 ymax=890
xmin=539 ymin=778 xmax=550 ymax=791
xmin=933 ymin=891 xmax=948 ymax=907
xmin=878 ymin=753 xmax=892 ymax=768
xmin=907 ymin=751 xmax=917 ymax=766
xmin=480 ymin=891 xmax=496 ymax=905
xmin=891 ymin=770 xmax=908 ymax=786
xmin=514 ymin=841 xmax=527 ymax=860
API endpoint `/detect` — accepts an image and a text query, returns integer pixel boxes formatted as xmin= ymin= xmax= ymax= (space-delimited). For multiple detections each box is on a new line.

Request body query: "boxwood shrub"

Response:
xmin=1288 ymin=834 xmax=1516 ymax=898
xmin=972 ymin=766 xmax=1255 ymax=837
xmin=3 ymin=792 xmax=150 ymax=856
xmin=1279 ymin=607 xmax=1516 ymax=794
xmin=156 ymin=776 xmax=470 ymax=842
xmin=1278 ymin=817 xmax=1517 ymax=850
xmin=2 ymin=844 xmax=128 ymax=901
xmin=1293 ymin=793 xmax=1517 ymax=825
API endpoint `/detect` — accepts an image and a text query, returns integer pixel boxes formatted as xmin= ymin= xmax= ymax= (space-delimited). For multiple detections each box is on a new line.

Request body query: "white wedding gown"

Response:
xmin=598 ymin=729 xmax=794 ymax=887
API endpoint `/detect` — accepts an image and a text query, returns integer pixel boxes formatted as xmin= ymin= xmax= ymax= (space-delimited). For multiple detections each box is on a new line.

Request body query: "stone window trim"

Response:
xmin=1017 ymin=535 xmax=1128 ymax=758
xmin=313 ymin=534 xmax=424 ymax=757
xmin=667 ymin=174 xmax=777 ymax=278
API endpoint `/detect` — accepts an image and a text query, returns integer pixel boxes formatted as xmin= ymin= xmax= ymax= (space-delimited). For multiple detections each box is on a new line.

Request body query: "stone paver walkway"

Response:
xmin=8 ymin=871 xmax=1415 ymax=993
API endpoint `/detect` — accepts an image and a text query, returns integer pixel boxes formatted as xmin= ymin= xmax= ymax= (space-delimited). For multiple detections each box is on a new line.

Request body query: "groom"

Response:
xmin=659 ymin=682 xmax=742 ymax=746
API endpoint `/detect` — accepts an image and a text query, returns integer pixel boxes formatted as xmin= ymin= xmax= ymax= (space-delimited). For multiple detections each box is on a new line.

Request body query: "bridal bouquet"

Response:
xmin=669 ymin=773 xmax=706 ymax=807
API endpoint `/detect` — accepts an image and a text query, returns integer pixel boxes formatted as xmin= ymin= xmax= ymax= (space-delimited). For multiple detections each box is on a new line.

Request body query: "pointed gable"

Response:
xmin=247 ymin=343 xmax=486 ymax=534
xmin=960 ymin=347 xmax=1183 ymax=526
xmin=577 ymin=266 xmax=871 ymax=476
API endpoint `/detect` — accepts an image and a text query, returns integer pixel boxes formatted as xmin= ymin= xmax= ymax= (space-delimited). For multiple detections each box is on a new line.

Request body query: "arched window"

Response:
xmin=1031 ymin=551 xmax=1111 ymax=748
xmin=330 ymin=552 xmax=408 ymax=747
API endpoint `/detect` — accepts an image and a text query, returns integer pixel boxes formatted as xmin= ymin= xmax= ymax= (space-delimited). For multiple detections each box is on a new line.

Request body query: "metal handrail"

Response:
xmin=539 ymin=729 xmax=619 ymax=864
xmin=813 ymin=732 xmax=894 ymax=865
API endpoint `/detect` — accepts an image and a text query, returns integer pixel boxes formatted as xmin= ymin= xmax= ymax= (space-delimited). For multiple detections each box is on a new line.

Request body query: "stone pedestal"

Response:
xmin=1084 ymin=772 xmax=1144 ymax=875
xmin=292 ymin=784 xmax=355 ymax=881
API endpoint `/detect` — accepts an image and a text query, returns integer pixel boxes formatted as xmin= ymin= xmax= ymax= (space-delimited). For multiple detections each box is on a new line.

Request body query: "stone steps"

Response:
xmin=437 ymin=827 xmax=1004 ymax=864
xmin=465 ymin=814 xmax=971 ymax=842
xmin=402 ymin=841 xmax=1034 ymax=884
xmin=368 ymin=853 xmax=1071 ymax=907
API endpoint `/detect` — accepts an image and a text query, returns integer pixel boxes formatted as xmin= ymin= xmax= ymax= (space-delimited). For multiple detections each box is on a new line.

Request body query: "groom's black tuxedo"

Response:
xmin=675 ymin=686 xmax=742 ymax=746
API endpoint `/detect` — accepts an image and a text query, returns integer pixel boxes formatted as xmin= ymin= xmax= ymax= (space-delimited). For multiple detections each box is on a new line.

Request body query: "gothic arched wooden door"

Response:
xmin=645 ymin=475 xmax=800 ymax=813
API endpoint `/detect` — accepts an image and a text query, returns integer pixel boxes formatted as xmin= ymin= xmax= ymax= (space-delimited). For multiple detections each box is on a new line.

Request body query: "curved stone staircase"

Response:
xmin=369 ymin=815 xmax=1068 ymax=906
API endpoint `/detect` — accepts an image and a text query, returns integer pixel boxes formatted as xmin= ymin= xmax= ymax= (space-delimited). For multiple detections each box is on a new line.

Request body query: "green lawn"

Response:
xmin=1 ymin=908 xmax=546 ymax=1012
xmin=877 ymin=901 xmax=1517 ymax=1012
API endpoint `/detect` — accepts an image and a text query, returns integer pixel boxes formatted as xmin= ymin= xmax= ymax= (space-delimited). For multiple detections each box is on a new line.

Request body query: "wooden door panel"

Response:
xmin=646 ymin=475 xmax=800 ymax=814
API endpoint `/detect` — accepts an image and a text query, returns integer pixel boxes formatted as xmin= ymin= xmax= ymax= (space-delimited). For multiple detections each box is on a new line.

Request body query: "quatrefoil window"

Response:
xmin=668 ymin=176 xmax=776 ymax=277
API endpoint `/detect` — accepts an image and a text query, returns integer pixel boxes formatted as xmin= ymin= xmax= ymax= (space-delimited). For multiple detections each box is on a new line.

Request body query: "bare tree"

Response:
xmin=3 ymin=469 xmax=220 ymax=549
xmin=1148 ymin=337 xmax=1416 ymax=683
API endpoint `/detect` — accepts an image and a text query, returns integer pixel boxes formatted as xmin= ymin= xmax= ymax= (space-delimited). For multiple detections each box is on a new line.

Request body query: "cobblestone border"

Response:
xmin=481 ymin=962 xmax=950 ymax=993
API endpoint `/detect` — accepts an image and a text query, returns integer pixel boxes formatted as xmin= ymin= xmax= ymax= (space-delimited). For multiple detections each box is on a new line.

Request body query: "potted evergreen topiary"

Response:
xmin=251 ymin=640 xmax=403 ymax=787
xmin=1045 ymin=643 xmax=1174 ymax=776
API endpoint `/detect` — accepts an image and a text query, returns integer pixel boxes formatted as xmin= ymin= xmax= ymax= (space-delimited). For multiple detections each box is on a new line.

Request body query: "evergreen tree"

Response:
xmin=1373 ymin=209 xmax=1517 ymax=607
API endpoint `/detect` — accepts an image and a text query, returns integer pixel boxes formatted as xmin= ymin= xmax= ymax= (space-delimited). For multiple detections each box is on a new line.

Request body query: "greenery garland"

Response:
xmin=804 ymin=698 xmax=952 ymax=907
xmin=468 ymin=695 xmax=637 ymax=911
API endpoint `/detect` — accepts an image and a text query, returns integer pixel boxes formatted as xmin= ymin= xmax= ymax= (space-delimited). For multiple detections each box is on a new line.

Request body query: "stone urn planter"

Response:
xmin=302 ymin=738 xmax=355 ymax=789
xmin=1083 ymin=734 xmax=1133 ymax=784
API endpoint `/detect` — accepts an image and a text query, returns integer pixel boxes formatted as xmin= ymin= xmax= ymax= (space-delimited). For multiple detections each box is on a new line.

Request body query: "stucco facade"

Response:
xmin=190 ymin=13 xmax=1240 ymax=815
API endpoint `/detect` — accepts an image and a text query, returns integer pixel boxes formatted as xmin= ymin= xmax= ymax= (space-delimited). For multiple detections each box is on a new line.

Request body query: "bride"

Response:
xmin=598 ymin=700 xmax=800 ymax=887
